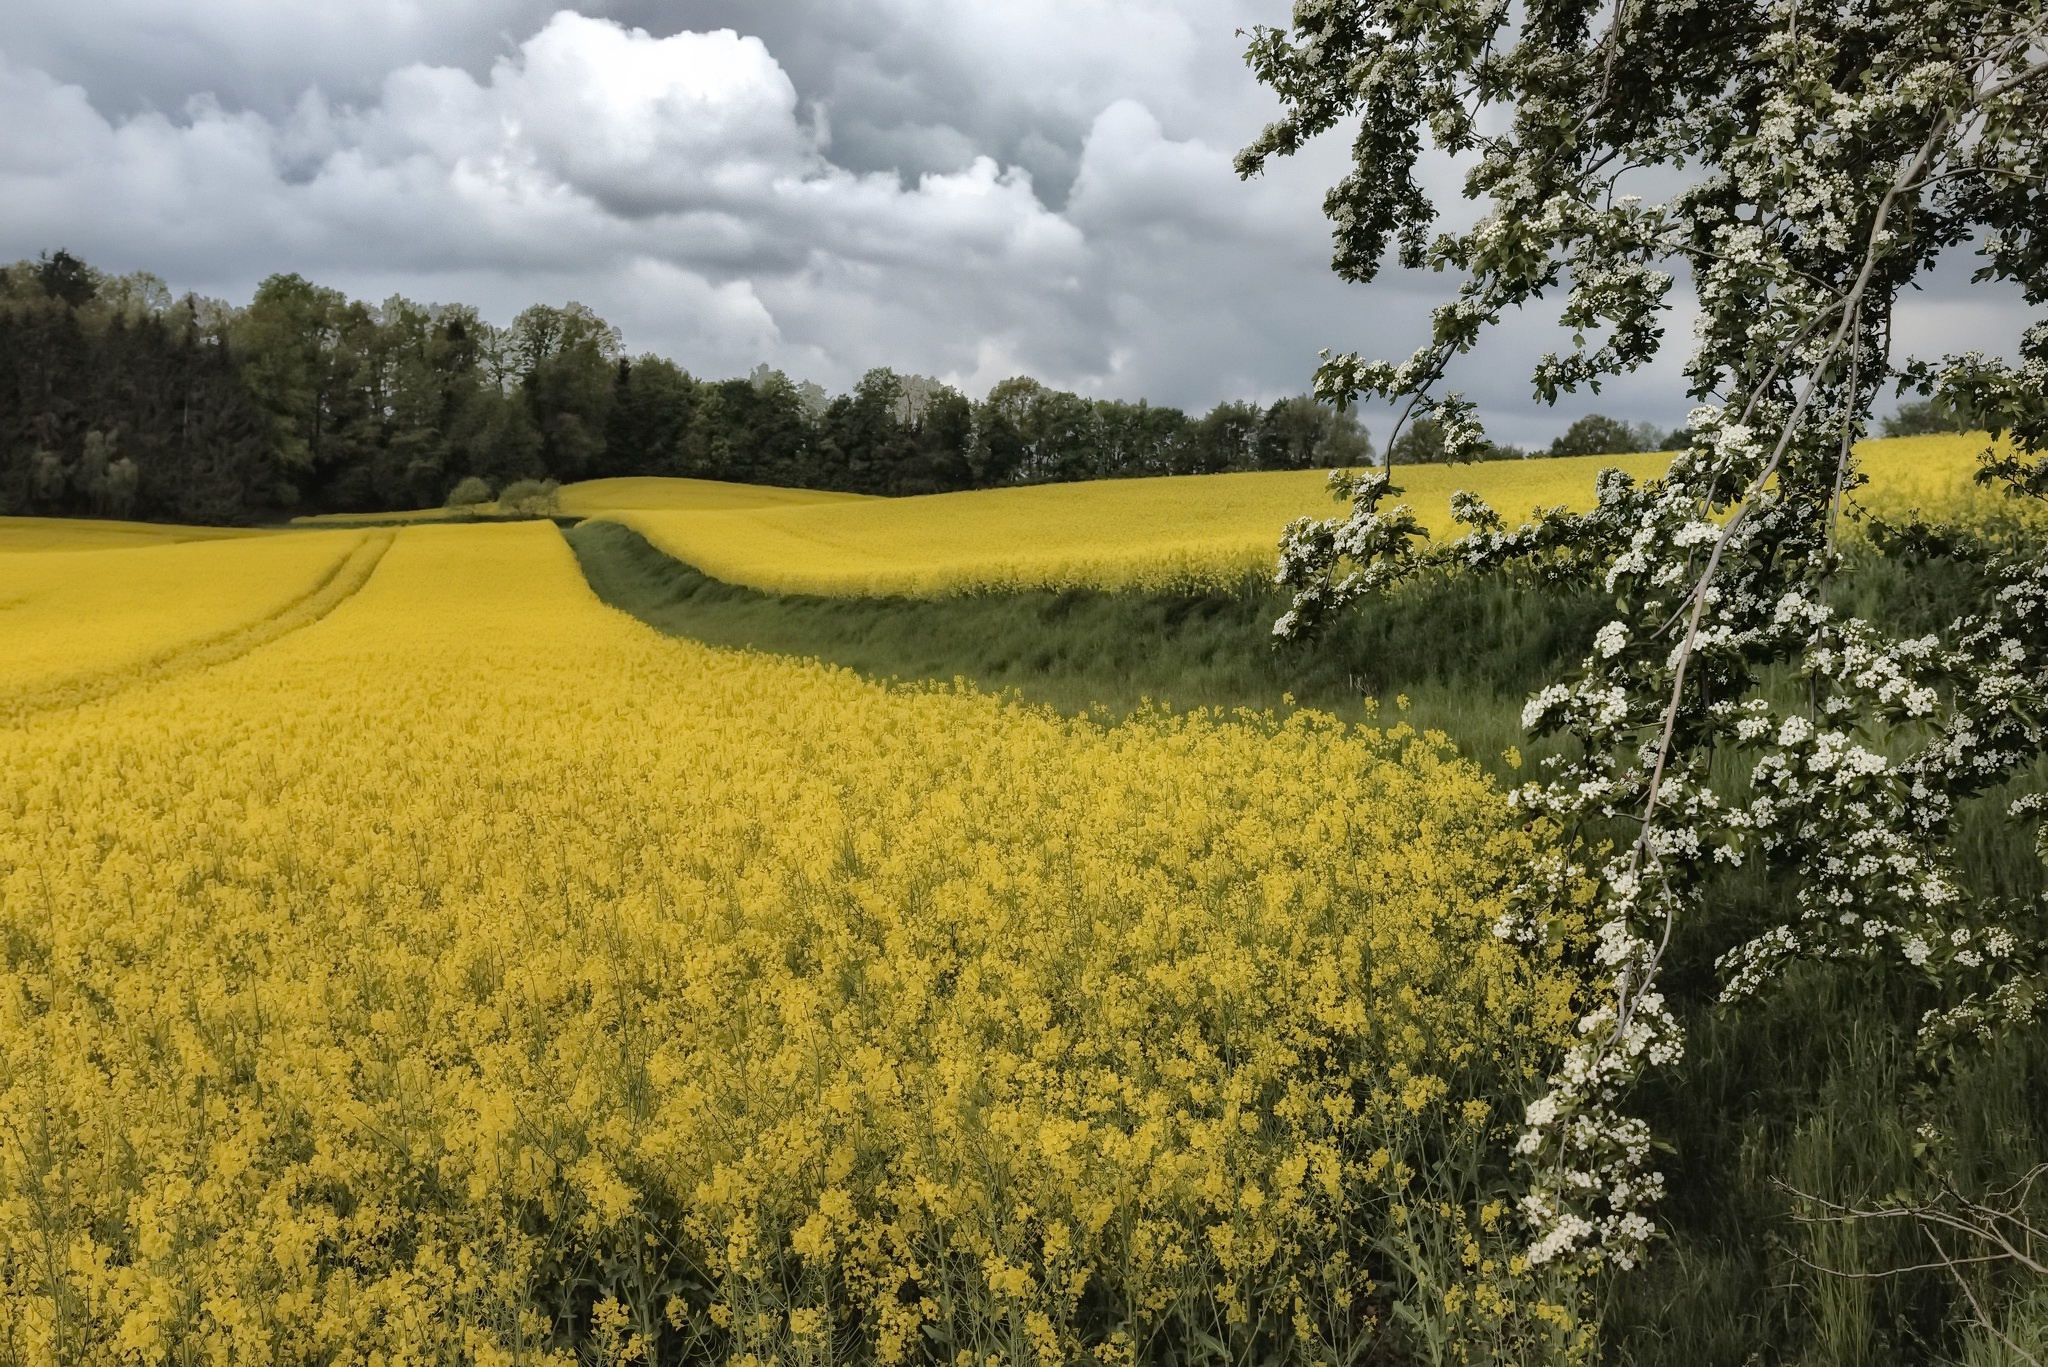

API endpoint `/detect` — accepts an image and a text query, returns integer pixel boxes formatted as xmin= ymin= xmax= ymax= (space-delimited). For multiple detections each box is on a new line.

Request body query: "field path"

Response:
xmin=0 ymin=529 xmax=393 ymax=726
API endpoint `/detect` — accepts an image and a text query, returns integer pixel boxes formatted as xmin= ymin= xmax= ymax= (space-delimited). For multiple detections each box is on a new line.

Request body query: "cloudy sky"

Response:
xmin=0 ymin=1 xmax=2028 ymax=442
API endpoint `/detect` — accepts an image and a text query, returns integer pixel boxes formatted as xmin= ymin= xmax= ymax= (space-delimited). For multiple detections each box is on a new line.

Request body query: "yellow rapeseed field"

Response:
xmin=604 ymin=455 xmax=1663 ymax=597
xmin=0 ymin=516 xmax=274 ymax=553
xmin=599 ymin=435 xmax=2006 ymax=597
xmin=287 ymin=477 xmax=866 ymax=527
xmin=1849 ymin=431 xmax=2044 ymax=530
xmin=0 ymin=522 xmax=1585 ymax=1365
xmin=0 ymin=530 xmax=383 ymax=718
xmin=289 ymin=505 xmax=473 ymax=526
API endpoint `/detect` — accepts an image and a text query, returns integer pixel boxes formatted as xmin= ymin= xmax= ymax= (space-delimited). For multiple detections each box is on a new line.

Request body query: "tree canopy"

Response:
xmin=0 ymin=254 xmax=1382 ymax=523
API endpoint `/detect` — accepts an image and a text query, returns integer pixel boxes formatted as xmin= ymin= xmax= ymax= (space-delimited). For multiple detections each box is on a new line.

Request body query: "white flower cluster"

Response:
xmin=1273 ymin=473 xmax=1433 ymax=640
xmin=1513 ymin=909 xmax=1683 ymax=1271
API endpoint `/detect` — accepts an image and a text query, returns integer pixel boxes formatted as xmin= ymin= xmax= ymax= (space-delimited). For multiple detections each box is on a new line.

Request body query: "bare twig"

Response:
xmin=1779 ymin=1172 xmax=2048 ymax=1366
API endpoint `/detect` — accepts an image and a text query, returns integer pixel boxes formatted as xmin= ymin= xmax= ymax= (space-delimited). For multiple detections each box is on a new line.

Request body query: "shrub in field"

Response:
xmin=0 ymin=524 xmax=1591 ymax=1365
xmin=499 ymin=477 xmax=561 ymax=516
xmin=447 ymin=474 xmax=495 ymax=508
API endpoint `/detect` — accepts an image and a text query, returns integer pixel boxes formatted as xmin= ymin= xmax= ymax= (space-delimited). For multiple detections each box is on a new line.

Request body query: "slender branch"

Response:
xmin=1784 ymin=1249 xmax=2017 ymax=1279
xmin=1973 ymin=51 xmax=2048 ymax=104
xmin=1932 ymin=1227 xmax=2046 ymax=1367
xmin=1559 ymin=100 xmax=1963 ymax=1166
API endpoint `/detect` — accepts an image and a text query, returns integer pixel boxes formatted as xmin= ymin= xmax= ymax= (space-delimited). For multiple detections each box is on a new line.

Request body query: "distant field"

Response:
xmin=600 ymin=453 xmax=1669 ymax=596
xmin=286 ymin=477 xmax=869 ymax=527
xmin=289 ymin=506 xmax=471 ymax=527
xmin=592 ymin=436 xmax=2001 ymax=597
xmin=0 ymin=515 xmax=275 ymax=552
xmin=7 ymin=435 xmax=2006 ymax=594
xmin=1851 ymin=431 xmax=2030 ymax=523
xmin=0 ymin=531 xmax=383 ymax=715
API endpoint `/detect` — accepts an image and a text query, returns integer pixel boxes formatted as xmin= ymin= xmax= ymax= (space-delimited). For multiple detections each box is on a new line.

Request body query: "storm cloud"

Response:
xmin=0 ymin=1 xmax=2028 ymax=442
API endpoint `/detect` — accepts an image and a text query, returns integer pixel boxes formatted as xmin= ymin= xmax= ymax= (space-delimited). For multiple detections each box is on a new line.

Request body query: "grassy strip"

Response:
xmin=565 ymin=518 xmax=1608 ymax=770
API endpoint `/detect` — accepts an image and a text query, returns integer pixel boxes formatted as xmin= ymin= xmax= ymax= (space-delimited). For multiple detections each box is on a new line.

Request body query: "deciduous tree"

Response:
xmin=1244 ymin=0 xmax=2048 ymax=1294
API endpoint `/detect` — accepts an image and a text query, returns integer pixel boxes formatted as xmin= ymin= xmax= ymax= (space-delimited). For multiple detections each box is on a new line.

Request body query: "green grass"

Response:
xmin=568 ymin=518 xmax=2048 ymax=1367
xmin=565 ymin=518 xmax=1605 ymax=771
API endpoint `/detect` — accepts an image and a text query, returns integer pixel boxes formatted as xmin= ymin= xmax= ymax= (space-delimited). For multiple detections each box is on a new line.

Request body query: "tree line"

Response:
xmin=2 ymin=251 xmax=1710 ymax=524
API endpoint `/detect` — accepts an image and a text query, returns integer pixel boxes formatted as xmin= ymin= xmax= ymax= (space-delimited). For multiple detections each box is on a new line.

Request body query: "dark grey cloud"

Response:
xmin=0 ymin=0 xmax=564 ymax=116
xmin=0 ymin=2 xmax=2032 ymax=442
xmin=619 ymin=2 xmax=1280 ymax=206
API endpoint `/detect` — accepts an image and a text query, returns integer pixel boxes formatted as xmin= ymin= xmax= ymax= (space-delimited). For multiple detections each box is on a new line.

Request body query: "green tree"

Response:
xmin=1256 ymin=394 xmax=1374 ymax=470
xmin=235 ymin=274 xmax=334 ymax=475
xmin=1387 ymin=415 xmax=1448 ymax=464
xmin=1186 ymin=400 xmax=1264 ymax=473
xmin=1388 ymin=413 xmax=1535 ymax=465
xmin=976 ymin=376 xmax=1101 ymax=484
xmin=698 ymin=371 xmax=817 ymax=487
xmin=1882 ymin=394 xmax=1986 ymax=437
xmin=822 ymin=368 xmax=915 ymax=491
xmin=76 ymin=430 xmax=114 ymax=514
xmin=972 ymin=376 xmax=1044 ymax=484
xmin=1095 ymin=399 xmax=1192 ymax=477
xmin=605 ymin=356 xmax=701 ymax=478
xmin=825 ymin=368 xmax=977 ymax=494
xmin=235 ymin=274 xmax=384 ymax=507
xmin=34 ymin=250 xmax=95 ymax=308
xmin=368 ymin=297 xmax=497 ymax=507
xmin=907 ymin=386 xmax=976 ymax=493
xmin=447 ymin=386 xmax=544 ymax=491
xmin=103 ymin=456 xmax=138 ymax=517
xmin=509 ymin=302 xmax=622 ymax=483
xmin=1546 ymin=414 xmax=1662 ymax=458
xmin=0 ymin=260 xmax=280 ymax=522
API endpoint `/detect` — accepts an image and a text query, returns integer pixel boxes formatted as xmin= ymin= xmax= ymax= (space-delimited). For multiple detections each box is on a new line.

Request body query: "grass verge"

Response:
xmin=565 ymin=518 xmax=1608 ymax=771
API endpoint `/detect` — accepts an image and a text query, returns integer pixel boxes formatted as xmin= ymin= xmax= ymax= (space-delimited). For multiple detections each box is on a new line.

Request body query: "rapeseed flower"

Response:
xmin=1 ymin=522 xmax=1586 ymax=1364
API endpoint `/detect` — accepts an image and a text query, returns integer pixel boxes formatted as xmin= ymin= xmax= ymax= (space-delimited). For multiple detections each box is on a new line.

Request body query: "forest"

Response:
xmin=0 ymin=251 xmax=1742 ymax=526
xmin=0 ymin=251 xmax=1378 ymax=524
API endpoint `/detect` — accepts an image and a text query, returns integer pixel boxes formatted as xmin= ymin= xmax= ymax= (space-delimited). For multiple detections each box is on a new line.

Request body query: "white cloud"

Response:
xmin=0 ymin=3 xmax=2032 ymax=432
xmin=443 ymin=20 xmax=814 ymax=220
xmin=0 ymin=14 xmax=1105 ymax=390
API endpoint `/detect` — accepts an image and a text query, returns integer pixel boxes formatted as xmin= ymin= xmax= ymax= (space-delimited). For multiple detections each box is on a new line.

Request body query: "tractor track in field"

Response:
xmin=0 ymin=530 xmax=395 ymax=728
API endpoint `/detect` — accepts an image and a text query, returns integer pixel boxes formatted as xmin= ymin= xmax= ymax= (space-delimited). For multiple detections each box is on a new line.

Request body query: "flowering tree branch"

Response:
xmin=1244 ymin=0 xmax=2048 ymax=1281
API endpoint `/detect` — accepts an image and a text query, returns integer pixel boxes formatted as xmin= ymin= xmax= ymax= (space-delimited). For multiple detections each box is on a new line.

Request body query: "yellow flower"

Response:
xmin=0 ymin=521 xmax=1584 ymax=1362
